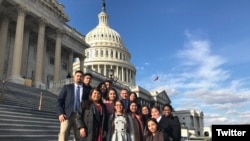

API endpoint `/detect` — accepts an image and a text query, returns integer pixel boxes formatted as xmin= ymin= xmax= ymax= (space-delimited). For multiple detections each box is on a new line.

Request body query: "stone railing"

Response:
xmin=49 ymin=78 xmax=73 ymax=89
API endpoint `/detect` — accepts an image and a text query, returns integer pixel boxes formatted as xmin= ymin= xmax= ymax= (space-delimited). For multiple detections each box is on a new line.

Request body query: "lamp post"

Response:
xmin=0 ymin=80 xmax=5 ymax=104
xmin=182 ymin=123 xmax=189 ymax=141
xmin=107 ymin=69 xmax=118 ymax=83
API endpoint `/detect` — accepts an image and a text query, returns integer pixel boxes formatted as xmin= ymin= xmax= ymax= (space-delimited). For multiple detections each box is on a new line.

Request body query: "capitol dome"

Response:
xmin=85 ymin=10 xmax=125 ymax=49
xmin=77 ymin=2 xmax=136 ymax=86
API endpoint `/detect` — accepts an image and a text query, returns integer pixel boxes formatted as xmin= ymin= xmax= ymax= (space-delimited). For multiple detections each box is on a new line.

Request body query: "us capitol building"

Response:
xmin=0 ymin=0 xmax=207 ymax=138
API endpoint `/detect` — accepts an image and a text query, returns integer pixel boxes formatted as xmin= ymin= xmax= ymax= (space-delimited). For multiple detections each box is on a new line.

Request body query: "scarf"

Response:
xmin=147 ymin=131 xmax=164 ymax=141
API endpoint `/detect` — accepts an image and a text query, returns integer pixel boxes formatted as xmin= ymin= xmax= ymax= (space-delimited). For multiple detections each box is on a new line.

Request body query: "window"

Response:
xmin=49 ymin=57 xmax=54 ymax=65
xmin=101 ymin=50 xmax=103 ymax=57
xmin=111 ymin=50 xmax=113 ymax=58
xmin=62 ymin=62 xmax=67 ymax=70
xmin=95 ymin=50 xmax=98 ymax=57
xmin=106 ymin=50 xmax=108 ymax=57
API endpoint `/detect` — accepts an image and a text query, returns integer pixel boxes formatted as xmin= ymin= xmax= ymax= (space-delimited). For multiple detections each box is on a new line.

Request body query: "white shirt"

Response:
xmin=74 ymin=84 xmax=83 ymax=102
xmin=156 ymin=115 xmax=162 ymax=123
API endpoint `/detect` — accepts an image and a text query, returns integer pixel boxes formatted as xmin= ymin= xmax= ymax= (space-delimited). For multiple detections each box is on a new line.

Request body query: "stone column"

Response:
xmin=7 ymin=7 xmax=26 ymax=84
xmin=122 ymin=66 xmax=124 ymax=81
xmin=34 ymin=18 xmax=46 ymax=88
xmin=21 ymin=27 xmax=30 ymax=78
xmin=68 ymin=50 xmax=73 ymax=75
xmin=128 ymin=70 xmax=130 ymax=83
xmin=116 ymin=65 xmax=119 ymax=80
xmin=0 ymin=16 xmax=10 ymax=78
xmin=54 ymin=30 xmax=62 ymax=81
xmin=104 ymin=64 xmax=107 ymax=77
xmin=126 ymin=68 xmax=128 ymax=82
xmin=98 ymin=65 xmax=101 ymax=73
xmin=79 ymin=55 xmax=85 ymax=71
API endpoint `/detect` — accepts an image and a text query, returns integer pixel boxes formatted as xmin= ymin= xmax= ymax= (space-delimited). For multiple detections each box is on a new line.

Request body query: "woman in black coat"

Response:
xmin=162 ymin=104 xmax=181 ymax=141
xmin=76 ymin=88 xmax=108 ymax=141
xmin=151 ymin=106 xmax=173 ymax=141
xmin=145 ymin=118 xmax=169 ymax=141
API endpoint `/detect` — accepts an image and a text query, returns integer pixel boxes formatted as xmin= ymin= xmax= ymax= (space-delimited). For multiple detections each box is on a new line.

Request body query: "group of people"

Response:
xmin=56 ymin=70 xmax=181 ymax=141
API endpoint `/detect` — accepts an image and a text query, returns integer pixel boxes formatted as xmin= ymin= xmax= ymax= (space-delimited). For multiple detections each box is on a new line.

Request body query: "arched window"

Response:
xmin=101 ymin=50 xmax=103 ymax=57
xmin=106 ymin=50 xmax=108 ymax=57
xmin=116 ymin=52 xmax=118 ymax=59
xmin=95 ymin=50 xmax=98 ymax=57
xmin=111 ymin=50 xmax=113 ymax=58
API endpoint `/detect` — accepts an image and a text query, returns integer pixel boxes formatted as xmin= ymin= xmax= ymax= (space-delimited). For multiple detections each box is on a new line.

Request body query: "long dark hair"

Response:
xmin=140 ymin=105 xmax=151 ymax=128
xmin=83 ymin=87 xmax=103 ymax=109
xmin=151 ymin=105 xmax=161 ymax=113
xmin=146 ymin=118 xmax=161 ymax=136
xmin=97 ymin=81 xmax=107 ymax=99
xmin=128 ymin=101 xmax=139 ymax=115
xmin=111 ymin=100 xmax=130 ymax=133
xmin=140 ymin=105 xmax=151 ymax=116
xmin=106 ymin=87 xmax=118 ymax=102
xmin=162 ymin=103 xmax=174 ymax=112
xmin=129 ymin=92 xmax=138 ymax=101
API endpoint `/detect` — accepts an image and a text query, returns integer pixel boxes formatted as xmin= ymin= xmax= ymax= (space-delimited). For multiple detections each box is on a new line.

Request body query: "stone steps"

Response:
xmin=0 ymin=135 xmax=59 ymax=141
xmin=0 ymin=104 xmax=60 ymax=141
xmin=0 ymin=81 xmax=75 ymax=141
xmin=0 ymin=81 xmax=57 ymax=112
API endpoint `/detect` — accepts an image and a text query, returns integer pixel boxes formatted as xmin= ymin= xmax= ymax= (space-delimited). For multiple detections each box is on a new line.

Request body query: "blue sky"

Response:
xmin=58 ymin=0 xmax=250 ymax=127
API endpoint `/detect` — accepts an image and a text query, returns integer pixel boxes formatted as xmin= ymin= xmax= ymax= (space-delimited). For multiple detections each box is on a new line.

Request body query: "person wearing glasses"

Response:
xmin=106 ymin=100 xmax=135 ymax=141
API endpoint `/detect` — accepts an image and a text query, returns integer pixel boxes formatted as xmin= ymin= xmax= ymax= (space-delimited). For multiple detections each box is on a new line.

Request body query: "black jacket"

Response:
xmin=76 ymin=101 xmax=108 ymax=141
xmin=82 ymin=84 xmax=92 ymax=101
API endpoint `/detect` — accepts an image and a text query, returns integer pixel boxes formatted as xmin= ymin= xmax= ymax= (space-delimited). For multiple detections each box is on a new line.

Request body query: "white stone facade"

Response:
xmin=175 ymin=110 xmax=204 ymax=137
xmin=0 ymin=0 xmax=88 ymax=88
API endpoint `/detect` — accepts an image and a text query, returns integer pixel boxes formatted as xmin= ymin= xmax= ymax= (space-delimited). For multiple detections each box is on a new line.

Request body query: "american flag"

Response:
xmin=154 ymin=76 xmax=159 ymax=81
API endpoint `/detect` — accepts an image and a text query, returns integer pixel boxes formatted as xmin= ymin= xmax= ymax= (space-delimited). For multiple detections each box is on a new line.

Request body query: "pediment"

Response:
xmin=40 ymin=0 xmax=69 ymax=22
xmin=151 ymin=90 xmax=171 ymax=103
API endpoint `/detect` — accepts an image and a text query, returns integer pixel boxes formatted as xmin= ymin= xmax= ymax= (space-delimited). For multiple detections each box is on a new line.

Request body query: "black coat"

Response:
xmin=76 ymin=101 xmax=108 ymax=141
xmin=82 ymin=84 xmax=92 ymax=101
xmin=159 ymin=115 xmax=181 ymax=141
xmin=158 ymin=116 xmax=172 ymax=141
xmin=166 ymin=115 xmax=181 ymax=141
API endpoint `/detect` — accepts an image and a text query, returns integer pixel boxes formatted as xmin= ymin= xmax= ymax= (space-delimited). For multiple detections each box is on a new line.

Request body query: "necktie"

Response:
xmin=75 ymin=86 xmax=80 ymax=112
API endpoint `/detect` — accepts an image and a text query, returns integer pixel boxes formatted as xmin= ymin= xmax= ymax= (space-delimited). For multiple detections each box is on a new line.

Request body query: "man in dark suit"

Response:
xmin=82 ymin=73 xmax=92 ymax=101
xmin=57 ymin=70 xmax=84 ymax=141
xmin=119 ymin=88 xmax=130 ymax=111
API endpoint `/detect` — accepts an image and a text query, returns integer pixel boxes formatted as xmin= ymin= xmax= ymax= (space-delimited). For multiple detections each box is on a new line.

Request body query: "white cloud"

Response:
xmin=204 ymin=113 xmax=228 ymax=126
xmin=137 ymin=32 xmax=250 ymax=126
xmin=136 ymin=66 xmax=144 ymax=71
xmin=185 ymin=88 xmax=249 ymax=105
xmin=204 ymin=111 xmax=250 ymax=126
xmin=238 ymin=111 xmax=250 ymax=119
xmin=135 ymin=62 xmax=150 ymax=71
xmin=177 ymin=36 xmax=230 ymax=85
